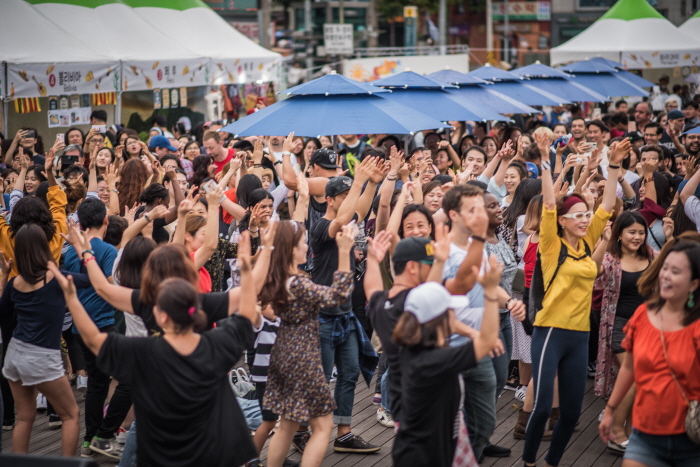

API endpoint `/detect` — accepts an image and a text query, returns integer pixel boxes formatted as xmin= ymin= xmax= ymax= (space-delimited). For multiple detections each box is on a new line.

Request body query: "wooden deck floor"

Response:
xmin=1 ymin=376 xmax=623 ymax=467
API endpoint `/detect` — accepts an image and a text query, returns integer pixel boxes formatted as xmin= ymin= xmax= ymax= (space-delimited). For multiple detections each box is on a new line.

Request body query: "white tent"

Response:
xmin=679 ymin=9 xmax=700 ymax=43
xmin=550 ymin=0 xmax=700 ymax=69
xmin=124 ymin=0 xmax=280 ymax=86
xmin=1 ymin=0 xmax=118 ymax=99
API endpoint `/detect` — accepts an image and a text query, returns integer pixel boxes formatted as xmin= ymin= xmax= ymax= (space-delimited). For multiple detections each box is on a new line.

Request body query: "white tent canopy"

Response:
xmin=679 ymin=9 xmax=700 ymax=43
xmin=550 ymin=0 xmax=700 ymax=69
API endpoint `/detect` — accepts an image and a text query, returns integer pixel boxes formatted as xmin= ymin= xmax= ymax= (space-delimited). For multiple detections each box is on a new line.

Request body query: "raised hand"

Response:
xmin=115 ymin=145 xmax=124 ymax=160
xmin=367 ymin=230 xmax=393 ymax=263
xmin=534 ymin=130 xmax=550 ymax=156
xmin=148 ymin=204 xmax=169 ymax=220
xmin=124 ymin=202 xmax=140 ymax=224
xmin=663 ymin=217 xmax=674 ymax=240
xmin=248 ymin=203 xmax=264 ymax=229
xmin=478 ymin=255 xmax=503 ymax=290
xmin=105 ymin=163 xmax=119 ymax=187
xmin=609 ymin=138 xmax=632 ymax=166
xmin=282 ymin=131 xmax=295 ymax=153
xmin=335 ymin=223 xmax=357 ymax=251
xmin=642 ymin=159 xmax=656 ymax=177
xmin=238 ymin=231 xmax=252 ymax=273
xmin=252 ymin=139 xmax=264 ymax=164
xmin=354 ymin=156 xmax=377 ymax=184
xmin=0 ymin=248 xmax=13 ymax=275
xmin=61 ymin=220 xmax=91 ymax=252
xmin=261 ymin=220 xmax=278 ymax=248
xmin=462 ymin=199 xmax=488 ymax=238
xmin=433 ymin=223 xmax=452 ymax=263
xmin=370 ymin=158 xmax=390 ymax=184
xmin=296 ymin=170 xmax=309 ymax=198
xmin=498 ymin=140 xmax=515 ymax=161
xmin=686 ymin=155 xmax=697 ymax=179
xmin=177 ymin=198 xmax=194 ymax=218
xmin=205 ymin=185 xmax=224 ymax=206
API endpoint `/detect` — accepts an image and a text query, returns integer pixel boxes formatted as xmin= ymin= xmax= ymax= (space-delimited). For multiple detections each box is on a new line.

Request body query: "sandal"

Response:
xmin=607 ymin=439 xmax=629 ymax=453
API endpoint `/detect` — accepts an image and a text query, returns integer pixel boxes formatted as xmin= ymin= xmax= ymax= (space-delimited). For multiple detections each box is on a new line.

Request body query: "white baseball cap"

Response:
xmin=405 ymin=282 xmax=455 ymax=324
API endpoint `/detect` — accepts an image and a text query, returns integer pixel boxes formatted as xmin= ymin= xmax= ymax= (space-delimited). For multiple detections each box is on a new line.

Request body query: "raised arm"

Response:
xmin=162 ymin=170 xmax=184 ymax=224
xmin=681 ymin=155 xmax=700 ymax=205
xmin=50 ymin=263 xmax=107 ymax=355
xmin=444 ymin=201 xmax=488 ymax=294
xmin=4 ymin=129 xmax=27 ymax=165
xmin=293 ymin=171 xmax=310 ymax=223
xmin=492 ymin=140 xmax=515 ymax=188
xmin=44 ymin=142 xmax=63 ymax=187
xmin=354 ymin=159 xmax=385 ymax=223
xmin=471 ymin=256 xmax=502 ymax=360
xmin=236 ymin=231 xmax=261 ymax=327
xmin=385 ymin=181 xmax=412 ymax=248
xmin=439 ymin=140 xmax=461 ymax=169
xmin=104 ymin=164 xmax=120 ymax=216
xmin=192 ymin=187 xmax=223 ymax=270
xmin=601 ymin=138 xmax=630 ymax=213
xmin=87 ymin=147 xmax=98 ymax=192
xmin=172 ymin=198 xmax=193 ymax=246
xmin=364 ymin=230 xmax=392 ymax=300
xmin=328 ymin=156 xmax=376 ymax=238
xmin=13 ymin=149 xmax=30 ymax=194
xmin=119 ymin=205 xmax=168 ymax=250
xmin=641 ymin=159 xmax=657 ymax=205
xmin=427 ymin=223 xmax=450 ymax=283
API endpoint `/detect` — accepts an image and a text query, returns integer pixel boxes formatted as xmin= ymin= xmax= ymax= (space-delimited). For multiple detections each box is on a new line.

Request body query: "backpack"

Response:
xmin=523 ymin=240 xmax=592 ymax=335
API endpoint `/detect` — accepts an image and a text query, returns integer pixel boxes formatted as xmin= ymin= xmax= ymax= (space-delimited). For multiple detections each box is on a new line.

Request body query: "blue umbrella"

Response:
xmin=586 ymin=58 xmax=655 ymax=88
xmin=513 ymin=62 xmax=573 ymax=79
xmin=282 ymin=71 xmax=388 ymax=96
xmin=479 ymin=81 xmax=569 ymax=106
xmin=684 ymin=126 xmax=700 ymax=135
xmin=377 ymin=87 xmax=505 ymax=121
xmin=466 ymin=65 xmax=523 ymax=81
xmin=558 ymin=60 xmax=649 ymax=98
xmin=511 ymin=62 xmax=608 ymax=102
xmin=219 ymin=94 xmax=451 ymax=137
xmin=427 ymin=69 xmax=489 ymax=85
xmin=371 ymin=70 xmax=457 ymax=89
xmin=447 ymin=86 xmax=540 ymax=115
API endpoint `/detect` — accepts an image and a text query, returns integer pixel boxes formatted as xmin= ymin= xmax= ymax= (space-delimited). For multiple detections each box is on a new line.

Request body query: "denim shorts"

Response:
xmin=2 ymin=338 xmax=64 ymax=386
xmin=625 ymin=428 xmax=700 ymax=467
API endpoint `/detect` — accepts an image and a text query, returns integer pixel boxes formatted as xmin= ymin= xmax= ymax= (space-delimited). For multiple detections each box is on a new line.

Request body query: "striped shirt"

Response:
xmin=250 ymin=317 xmax=281 ymax=383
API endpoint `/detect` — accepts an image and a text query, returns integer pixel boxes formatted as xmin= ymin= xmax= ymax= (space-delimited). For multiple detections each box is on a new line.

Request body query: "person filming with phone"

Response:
xmin=3 ymin=128 xmax=45 ymax=167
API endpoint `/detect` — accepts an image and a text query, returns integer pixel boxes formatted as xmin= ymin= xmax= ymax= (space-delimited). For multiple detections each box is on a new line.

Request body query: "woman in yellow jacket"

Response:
xmin=523 ymin=135 xmax=631 ymax=467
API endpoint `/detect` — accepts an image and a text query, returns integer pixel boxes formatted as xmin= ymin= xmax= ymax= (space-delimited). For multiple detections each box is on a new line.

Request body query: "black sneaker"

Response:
xmin=292 ymin=431 xmax=310 ymax=453
xmin=283 ymin=460 xmax=300 ymax=467
xmin=333 ymin=433 xmax=381 ymax=453
xmin=483 ymin=443 xmax=511 ymax=457
xmin=48 ymin=415 xmax=62 ymax=429
xmin=89 ymin=436 xmax=123 ymax=459
xmin=588 ymin=362 xmax=596 ymax=378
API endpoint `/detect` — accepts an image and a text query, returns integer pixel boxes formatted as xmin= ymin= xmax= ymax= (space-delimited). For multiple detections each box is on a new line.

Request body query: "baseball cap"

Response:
xmin=668 ymin=109 xmax=685 ymax=120
xmin=311 ymin=148 xmax=341 ymax=169
xmin=392 ymin=237 xmax=435 ymax=265
xmin=404 ymin=282 xmax=453 ymax=324
xmin=149 ymin=135 xmax=178 ymax=152
xmin=325 ymin=176 xmax=353 ymax=198
xmin=525 ymin=162 xmax=539 ymax=179
xmin=628 ymin=131 xmax=643 ymax=142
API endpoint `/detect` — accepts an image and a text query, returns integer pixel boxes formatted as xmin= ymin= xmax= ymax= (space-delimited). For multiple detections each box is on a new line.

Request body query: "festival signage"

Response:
xmin=122 ymin=59 xmax=208 ymax=92
xmin=7 ymin=62 xmax=118 ymax=99
xmin=622 ymin=51 xmax=700 ymax=69
xmin=210 ymin=57 xmax=279 ymax=85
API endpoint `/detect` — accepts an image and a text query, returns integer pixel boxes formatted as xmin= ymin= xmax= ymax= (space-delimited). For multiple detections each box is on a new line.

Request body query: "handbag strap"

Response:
xmin=659 ymin=313 xmax=690 ymax=405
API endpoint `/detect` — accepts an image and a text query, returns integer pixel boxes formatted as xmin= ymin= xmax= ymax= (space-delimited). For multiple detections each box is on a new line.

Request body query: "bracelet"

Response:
xmin=249 ymin=227 xmax=259 ymax=233
xmin=608 ymin=164 xmax=620 ymax=169
xmin=645 ymin=177 xmax=654 ymax=183
xmin=484 ymin=295 xmax=499 ymax=302
xmin=505 ymin=298 xmax=513 ymax=309
xmin=606 ymin=403 xmax=617 ymax=411
xmin=144 ymin=213 xmax=152 ymax=223
xmin=282 ymin=151 xmax=292 ymax=157
xmin=274 ymin=160 xmax=283 ymax=166
xmin=80 ymin=249 xmax=95 ymax=258
xmin=253 ymin=164 xmax=262 ymax=168
xmin=470 ymin=235 xmax=486 ymax=243
xmin=112 ymin=189 xmax=119 ymax=194
xmin=386 ymin=176 xmax=398 ymax=181
xmin=82 ymin=256 xmax=96 ymax=266
xmin=259 ymin=246 xmax=275 ymax=250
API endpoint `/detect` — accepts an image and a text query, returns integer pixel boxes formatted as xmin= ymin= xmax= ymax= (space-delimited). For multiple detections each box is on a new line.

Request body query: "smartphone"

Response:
xmin=628 ymin=121 xmax=637 ymax=132
xmin=576 ymin=157 xmax=583 ymax=164
xmin=60 ymin=155 xmax=79 ymax=168
xmin=92 ymin=124 xmax=107 ymax=134
xmin=589 ymin=142 xmax=597 ymax=150
xmin=592 ymin=108 xmax=602 ymax=120
xmin=55 ymin=133 xmax=64 ymax=143
xmin=25 ymin=130 xmax=35 ymax=138
xmin=202 ymin=180 xmax=216 ymax=194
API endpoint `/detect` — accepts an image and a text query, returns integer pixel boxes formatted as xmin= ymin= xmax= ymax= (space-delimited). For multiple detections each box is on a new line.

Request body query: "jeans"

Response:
xmin=462 ymin=356 xmax=498 ymax=460
xmin=491 ymin=313 xmax=513 ymax=405
xmin=380 ymin=367 xmax=391 ymax=412
xmin=524 ymin=327 xmax=588 ymax=466
xmin=320 ymin=319 xmax=360 ymax=426
xmin=118 ymin=420 xmax=137 ymax=467
xmin=77 ymin=327 xmax=133 ymax=442
xmin=625 ymin=428 xmax=700 ymax=467
xmin=375 ymin=353 xmax=387 ymax=394
xmin=0 ymin=346 xmax=3 ymax=452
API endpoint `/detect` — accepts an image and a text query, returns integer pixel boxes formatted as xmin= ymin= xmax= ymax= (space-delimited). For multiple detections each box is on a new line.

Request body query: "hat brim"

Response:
xmin=315 ymin=162 xmax=341 ymax=169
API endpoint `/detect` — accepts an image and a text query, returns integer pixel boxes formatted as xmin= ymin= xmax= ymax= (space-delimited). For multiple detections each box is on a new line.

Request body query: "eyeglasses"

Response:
xmin=561 ymin=211 xmax=594 ymax=220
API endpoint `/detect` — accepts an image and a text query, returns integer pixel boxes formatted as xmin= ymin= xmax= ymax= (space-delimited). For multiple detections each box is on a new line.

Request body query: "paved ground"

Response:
xmin=1 ymin=376 xmax=624 ymax=467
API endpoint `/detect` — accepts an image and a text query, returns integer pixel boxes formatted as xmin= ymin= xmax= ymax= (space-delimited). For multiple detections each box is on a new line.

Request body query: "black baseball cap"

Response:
xmin=325 ymin=176 xmax=353 ymax=198
xmin=628 ymin=131 xmax=643 ymax=142
xmin=311 ymin=148 xmax=341 ymax=169
xmin=668 ymin=109 xmax=685 ymax=120
xmin=392 ymin=237 xmax=434 ymax=265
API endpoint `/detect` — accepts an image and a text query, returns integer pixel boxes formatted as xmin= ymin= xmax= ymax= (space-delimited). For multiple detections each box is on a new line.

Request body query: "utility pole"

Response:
xmin=503 ymin=0 xmax=509 ymax=64
xmin=338 ymin=0 xmax=345 ymax=74
xmin=304 ymin=0 xmax=313 ymax=71
xmin=486 ymin=0 xmax=494 ymax=64
xmin=439 ymin=0 xmax=447 ymax=55
xmin=259 ymin=0 xmax=271 ymax=48
xmin=367 ymin=0 xmax=378 ymax=48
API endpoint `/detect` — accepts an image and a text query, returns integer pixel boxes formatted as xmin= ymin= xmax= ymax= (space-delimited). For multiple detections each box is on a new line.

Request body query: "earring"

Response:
xmin=688 ymin=292 xmax=695 ymax=308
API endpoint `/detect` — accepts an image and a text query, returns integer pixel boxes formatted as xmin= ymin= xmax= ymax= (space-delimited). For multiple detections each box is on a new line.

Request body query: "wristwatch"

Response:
xmin=282 ymin=151 xmax=292 ymax=157
xmin=144 ymin=212 xmax=153 ymax=223
xmin=80 ymin=249 xmax=95 ymax=258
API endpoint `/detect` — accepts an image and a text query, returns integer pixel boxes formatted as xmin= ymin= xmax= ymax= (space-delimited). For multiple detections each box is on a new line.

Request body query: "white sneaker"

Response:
xmin=514 ymin=385 xmax=527 ymax=402
xmin=36 ymin=393 xmax=47 ymax=411
xmin=330 ymin=366 xmax=338 ymax=383
xmin=598 ymin=408 xmax=605 ymax=422
xmin=376 ymin=408 xmax=395 ymax=428
xmin=77 ymin=375 xmax=88 ymax=394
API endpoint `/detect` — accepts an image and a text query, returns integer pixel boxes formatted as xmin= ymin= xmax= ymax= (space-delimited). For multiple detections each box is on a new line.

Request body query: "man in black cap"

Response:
xmin=660 ymin=109 xmax=686 ymax=154
xmin=307 ymin=156 xmax=385 ymax=454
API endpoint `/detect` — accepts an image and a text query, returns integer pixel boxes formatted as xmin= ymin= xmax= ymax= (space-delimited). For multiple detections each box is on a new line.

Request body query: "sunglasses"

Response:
xmin=561 ymin=211 xmax=593 ymax=220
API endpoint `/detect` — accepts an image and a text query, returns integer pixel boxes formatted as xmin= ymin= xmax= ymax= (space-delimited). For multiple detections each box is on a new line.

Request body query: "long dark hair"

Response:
xmin=238 ymin=188 xmax=273 ymax=233
xmin=118 ymin=158 xmax=149 ymax=215
xmin=10 ymin=196 xmax=56 ymax=240
xmin=607 ymin=211 xmax=650 ymax=260
xmin=258 ymin=221 xmax=306 ymax=314
xmin=235 ymin=174 xmax=263 ymax=209
xmin=156 ymin=278 xmax=207 ymax=333
xmin=115 ymin=237 xmax=157 ymax=288
xmin=15 ymin=224 xmax=53 ymax=284
xmin=392 ymin=311 xmax=451 ymax=348
xmin=502 ymin=178 xmax=542 ymax=230
xmin=189 ymin=155 xmax=214 ymax=189
xmin=398 ymin=204 xmax=435 ymax=239
xmin=140 ymin=244 xmax=199 ymax=307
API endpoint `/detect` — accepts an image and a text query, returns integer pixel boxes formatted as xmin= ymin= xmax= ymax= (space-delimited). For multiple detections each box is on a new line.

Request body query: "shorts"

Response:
xmin=611 ymin=315 xmax=628 ymax=354
xmin=2 ymin=338 xmax=65 ymax=386
xmin=625 ymin=428 xmax=700 ymax=467
xmin=254 ymin=382 xmax=278 ymax=422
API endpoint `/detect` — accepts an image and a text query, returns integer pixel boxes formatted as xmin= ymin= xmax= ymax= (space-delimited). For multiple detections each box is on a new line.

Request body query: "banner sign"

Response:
xmin=344 ymin=54 xmax=469 ymax=82
xmin=324 ymin=24 xmax=354 ymax=55
xmin=7 ymin=62 xmax=118 ymax=99
xmin=48 ymin=107 xmax=92 ymax=128
xmin=210 ymin=57 xmax=280 ymax=85
xmin=493 ymin=1 xmax=551 ymax=21
xmin=622 ymin=51 xmax=700 ymax=69
xmin=123 ymin=59 xmax=208 ymax=92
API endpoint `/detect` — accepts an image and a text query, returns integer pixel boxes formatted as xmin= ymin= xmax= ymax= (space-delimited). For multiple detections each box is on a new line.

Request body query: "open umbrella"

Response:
xmin=512 ymin=62 xmax=609 ymax=102
xmin=282 ymin=71 xmax=389 ymax=96
xmin=558 ymin=60 xmax=648 ymax=98
xmin=466 ymin=64 xmax=570 ymax=106
xmin=426 ymin=69 xmax=489 ymax=86
xmin=371 ymin=71 xmax=505 ymax=121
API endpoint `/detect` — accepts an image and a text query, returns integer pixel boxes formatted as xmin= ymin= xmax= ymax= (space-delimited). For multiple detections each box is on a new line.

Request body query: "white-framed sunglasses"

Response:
xmin=561 ymin=211 xmax=594 ymax=220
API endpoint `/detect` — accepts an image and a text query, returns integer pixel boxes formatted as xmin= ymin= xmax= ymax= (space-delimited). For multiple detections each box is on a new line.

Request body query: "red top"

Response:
xmin=222 ymin=189 xmax=237 ymax=224
xmin=213 ymin=148 xmax=234 ymax=174
xmin=190 ymin=251 xmax=212 ymax=293
xmin=623 ymin=304 xmax=700 ymax=435
xmin=523 ymin=235 xmax=538 ymax=289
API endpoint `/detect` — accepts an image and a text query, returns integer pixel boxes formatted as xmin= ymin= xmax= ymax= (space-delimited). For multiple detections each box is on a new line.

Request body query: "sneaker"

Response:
xmin=333 ymin=433 xmax=381 ymax=453
xmin=483 ymin=443 xmax=511 ymax=458
xmin=588 ymin=362 xmax=596 ymax=378
xmin=330 ymin=366 xmax=338 ymax=383
xmin=36 ymin=393 xmax=47 ymax=411
xmin=292 ymin=431 xmax=310 ymax=453
xmin=90 ymin=436 xmax=123 ymax=459
xmin=116 ymin=426 xmax=129 ymax=444
xmin=514 ymin=385 xmax=527 ymax=402
xmin=598 ymin=408 xmax=606 ymax=422
xmin=503 ymin=380 xmax=519 ymax=391
xmin=2 ymin=419 xmax=15 ymax=431
xmin=246 ymin=459 xmax=264 ymax=467
xmin=283 ymin=460 xmax=300 ymax=467
xmin=48 ymin=415 xmax=62 ymax=429
xmin=376 ymin=408 xmax=395 ymax=428
xmin=80 ymin=441 xmax=95 ymax=458
xmin=372 ymin=394 xmax=382 ymax=405
xmin=77 ymin=375 xmax=88 ymax=394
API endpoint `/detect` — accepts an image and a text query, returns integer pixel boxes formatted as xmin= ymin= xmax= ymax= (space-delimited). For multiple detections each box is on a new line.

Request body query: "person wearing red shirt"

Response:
xmin=202 ymin=130 xmax=233 ymax=174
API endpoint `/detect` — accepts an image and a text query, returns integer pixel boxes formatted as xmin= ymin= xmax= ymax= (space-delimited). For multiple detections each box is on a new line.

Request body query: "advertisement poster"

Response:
xmin=48 ymin=107 xmax=91 ymax=128
xmin=344 ymin=54 xmax=469 ymax=82
xmin=210 ymin=57 xmax=279 ymax=86
xmin=153 ymin=89 xmax=162 ymax=110
xmin=7 ymin=62 xmax=118 ymax=99
xmin=622 ymin=51 xmax=700 ymax=69
xmin=123 ymin=59 xmax=208 ymax=92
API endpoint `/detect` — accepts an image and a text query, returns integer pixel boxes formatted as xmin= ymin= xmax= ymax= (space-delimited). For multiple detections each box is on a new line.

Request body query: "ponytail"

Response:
xmin=156 ymin=278 xmax=207 ymax=332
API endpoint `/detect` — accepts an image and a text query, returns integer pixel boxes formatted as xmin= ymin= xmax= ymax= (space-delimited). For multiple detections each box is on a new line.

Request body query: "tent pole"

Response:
xmin=2 ymin=62 xmax=7 ymax=137
xmin=115 ymin=62 xmax=123 ymax=126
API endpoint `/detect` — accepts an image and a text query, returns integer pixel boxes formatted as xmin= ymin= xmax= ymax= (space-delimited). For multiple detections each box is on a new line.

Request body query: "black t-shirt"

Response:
xmin=309 ymin=215 xmax=356 ymax=315
xmin=135 ymin=206 xmax=170 ymax=245
xmin=368 ymin=289 xmax=410 ymax=422
xmin=393 ymin=343 xmax=477 ymax=467
xmin=616 ymin=269 xmax=646 ymax=320
xmin=96 ymin=316 xmax=257 ymax=467
xmin=304 ymin=192 xmax=328 ymax=272
xmin=130 ymin=289 xmax=229 ymax=335
xmin=659 ymin=132 xmax=679 ymax=154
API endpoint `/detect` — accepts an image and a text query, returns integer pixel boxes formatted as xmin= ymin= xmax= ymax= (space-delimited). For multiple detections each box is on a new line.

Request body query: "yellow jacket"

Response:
xmin=0 ymin=185 xmax=68 ymax=278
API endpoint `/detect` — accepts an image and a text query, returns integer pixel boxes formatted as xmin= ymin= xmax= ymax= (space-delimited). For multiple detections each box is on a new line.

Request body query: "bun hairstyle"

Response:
xmin=156 ymin=278 xmax=207 ymax=333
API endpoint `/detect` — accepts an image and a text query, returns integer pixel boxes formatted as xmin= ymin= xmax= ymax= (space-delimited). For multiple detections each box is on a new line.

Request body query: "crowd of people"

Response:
xmin=0 ymin=92 xmax=700 ymax=467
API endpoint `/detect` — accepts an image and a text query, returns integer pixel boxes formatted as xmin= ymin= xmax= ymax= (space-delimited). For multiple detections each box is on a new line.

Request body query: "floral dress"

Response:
xmin=263 ymin=271 xmax=354 ymax=422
